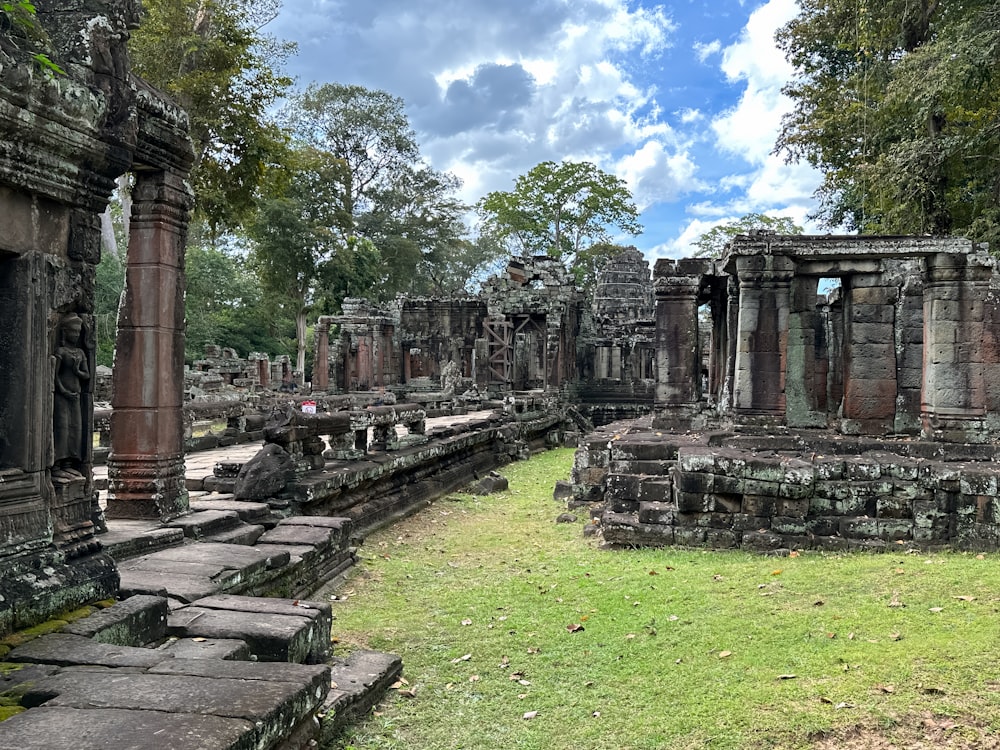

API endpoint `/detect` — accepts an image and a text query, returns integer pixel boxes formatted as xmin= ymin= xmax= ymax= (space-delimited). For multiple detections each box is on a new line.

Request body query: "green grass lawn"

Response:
xmin=328 ymin=448 xmax=1000 ymax=750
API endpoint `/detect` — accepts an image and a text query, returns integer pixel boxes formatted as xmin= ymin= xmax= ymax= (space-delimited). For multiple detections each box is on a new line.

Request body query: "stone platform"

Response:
xmin=574 ymin=418 xmax=1000 ymax=551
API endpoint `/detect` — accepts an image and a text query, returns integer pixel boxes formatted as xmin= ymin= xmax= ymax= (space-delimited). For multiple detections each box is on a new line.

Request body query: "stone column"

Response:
xmin=921 ymin=253 xmax=996 ymax=442
xmin=841 ymin=273 xmax=897 ymax=435
xmin=785 ymin=276 xmax=826 ymax=427
xmin=653 ymin=260 xmax=702 ymax=413
xmin=106 ymin=170 xmax=193 ymax=520
xmin=313 ymin=317 xmax=331 ymax=392
xmin=732 ymin=255 xmax=794 ymax=418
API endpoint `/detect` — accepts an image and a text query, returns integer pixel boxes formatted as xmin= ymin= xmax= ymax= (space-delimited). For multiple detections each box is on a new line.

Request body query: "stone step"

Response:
xmin=158 ymin=636 xmax=250 ymax=661
xmin=118 ymin=544 xmax=289 ymax=603
xmin=189 ymin=497 xmax=278 ymax=526
xmin=6 ymin=659 xmax=330 ymax=750
xmin=200 ymin=523 xmax=266 ymax=546
xmin=164 ymin=509 xmax=242 ymax=540
xmin=99 ymin=521 xmax=185 ymax=562
xmin=167 ymin=594 xmax=332 ymax=664
xmin=319 ymin=650 xmax=404 ymax=743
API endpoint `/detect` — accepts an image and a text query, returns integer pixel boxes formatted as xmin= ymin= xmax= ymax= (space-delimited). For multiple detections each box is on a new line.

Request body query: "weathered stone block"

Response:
xmin=742 ymin=495 xmax=776 ymax=516
xmin=740 ymin=530 xmax=785 ymax=551
xmin=743 ymin=479 xmax=781 ymax=498
xmin=609 ymin=497 xmax=640 ymax=514
xmin=61 ymin=595 xmax=168 ymax=646
xmin=676 ymin=471 xmax=714 ymax=494
xmin=676 ymin=511 xmax=732 ymax=528
xmin=713 ymin=493 xmax=742 ymax=513
xmin=841 ymin=516 xmax=880 ymax=539
xmin=606 ymin=473 xmax=642 ymax=500
xmin=705 ymin=529 xmax=738 ymax=548
xmin=771 ymin=516 xmax=808 ymax=535
xmin=610 ymin=459 xmax=672 ymax=475
xmin=675 ymin=491 xmax=714 ymax=513
xmin=731 ymin=514 xmax=769 ymax=531
xmin=639 ymin=478 xmax=673 ymax=503
xmin=876 ymin=495 xmax=913 ymax=519
xmin=673 ymin=527 xmax=707 ymax=546
xmin=637 ymin=502 xmax=674 ymax=525
xmin=806 ymin=516 xmax=841 ymax=537
xmin=845 ymin=459 xmax=882 ymax=480
xmin=879 ymin=519 xmax=914 ymax=541
xmin=814 ymin=458 xmax=845 ymax=481
xmin=776 ymin=497 xmax=809 ymax=517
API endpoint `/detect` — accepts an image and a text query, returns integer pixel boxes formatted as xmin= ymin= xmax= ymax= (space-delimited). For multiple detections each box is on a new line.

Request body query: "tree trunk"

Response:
xmin=296 ymin=307 xmax=307 ymax=376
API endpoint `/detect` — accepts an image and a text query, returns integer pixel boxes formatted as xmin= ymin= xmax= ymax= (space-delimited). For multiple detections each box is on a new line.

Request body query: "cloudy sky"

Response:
xmin=269 ymin=0 xmax=822 ymax=261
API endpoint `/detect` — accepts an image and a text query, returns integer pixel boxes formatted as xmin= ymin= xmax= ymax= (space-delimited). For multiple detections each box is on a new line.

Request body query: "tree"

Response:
xmin=476 ymin=160 xmax=642 ymax=283
xmin=692 ymin=213 xmax=804 ymax=257
xmin=284 ymin=83 xmax=470 ymax=295
xmin=357 ymin=166 xmax=470 ymax=296
xmin=248 ymin=145 xmax=356 ymax=373
xmin=184 ymin=241 xmax=294 ymax=363
xmin=129 ymin=0 xmax=295 ymax=237
xmin=776 ymin=0 xmax=1000 ymax=247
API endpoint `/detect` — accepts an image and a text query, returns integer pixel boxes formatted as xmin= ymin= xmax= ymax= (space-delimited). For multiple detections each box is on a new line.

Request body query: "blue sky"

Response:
xmin=270 ymin=0 xmax=823 ymax=261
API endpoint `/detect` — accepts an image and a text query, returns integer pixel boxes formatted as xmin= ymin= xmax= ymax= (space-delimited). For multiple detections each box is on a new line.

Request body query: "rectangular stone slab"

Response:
xmin=159 ymin=637 xmax=250 ymax=661
xmin=61 ymin=595 xmax=168 ymax=646
xmin=149 ymin=657 xmax=329 ymax=693
xmin=167 ymin=607 xmax=320 ymax=662
xmin=8 ymin=633 xmax=172 ymax=669
xmin=140 ymin=542 xmax=288 ymax=571
xmin=118 ymin=570 xmax=218 ymax=603
xmin=190 ymin=594 xmax=331 ymax=623
xmin=257 ymin=524 xmax=336 ymax=548
xmin=21 ymin=666 xmax=325 ymax=724
xmin=0 ymin=707 xmax=254 ymax=750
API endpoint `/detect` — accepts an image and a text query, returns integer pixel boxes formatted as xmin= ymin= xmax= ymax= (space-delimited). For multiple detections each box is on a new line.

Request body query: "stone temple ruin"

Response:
xmin=5 ymin=2 xmax=1000 ymax=747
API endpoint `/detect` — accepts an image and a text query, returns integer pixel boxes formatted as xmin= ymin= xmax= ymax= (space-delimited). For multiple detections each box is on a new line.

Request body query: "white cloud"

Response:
xmin=694 ymin=39 xmax=722 ymax=62
xmin=616 ymin=140 xmax=700 ymax=210
xmin=710 ymin=0 xmax=799 ymax=165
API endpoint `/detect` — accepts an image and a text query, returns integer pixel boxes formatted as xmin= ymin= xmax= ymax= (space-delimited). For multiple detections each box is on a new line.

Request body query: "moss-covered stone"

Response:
xmin=0 ymin=705 xmax=25 ymax=722
xmin=0 ymin=662 xmax=23 ymax=676
xmin=0 ymin=619 xmax=68 ymax=649
xmin=59 ymin=605 xmax=97 ymax=623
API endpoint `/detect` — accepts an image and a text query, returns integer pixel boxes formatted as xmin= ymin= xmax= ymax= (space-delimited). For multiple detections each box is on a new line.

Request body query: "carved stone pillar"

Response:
xmin=106 ymin=170 xmax=193 ymax=520
xmin=732 ymin=255 xmax=794 ymax=418
xmin=921 ymin=253 xmax=997 ymax=442
xmin=653 ymin=260 xmax=702 ymax=410
xmin=313 ymin=317 xmax=331 ymax=392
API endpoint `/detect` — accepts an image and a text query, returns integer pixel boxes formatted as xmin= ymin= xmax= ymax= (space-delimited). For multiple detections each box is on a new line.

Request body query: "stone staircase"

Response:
xmin=0 ymin=490 xmax=403 ymax=749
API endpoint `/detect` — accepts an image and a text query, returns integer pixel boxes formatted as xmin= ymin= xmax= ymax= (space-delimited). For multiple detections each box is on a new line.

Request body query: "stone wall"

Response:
xmin=577 ymin=423 xmax=1000 ymax=551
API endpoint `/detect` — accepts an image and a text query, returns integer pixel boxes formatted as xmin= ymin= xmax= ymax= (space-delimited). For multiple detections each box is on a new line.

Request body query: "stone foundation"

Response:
xmin=575 ymin=419 xmax=1000 ymax=551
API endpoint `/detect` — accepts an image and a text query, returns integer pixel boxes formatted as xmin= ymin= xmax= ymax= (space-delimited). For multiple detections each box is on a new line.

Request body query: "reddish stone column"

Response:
xmin=313 ymin=317 xmax=331 ymax=392
xmin=653 ymin=260 xmax=702 ymax=410
xmin=106 ymin=170 xmax=192 ymax=520
xmin=732 ymin=255 xmax=794 ymax=417
xmin=841 ymin=274 xmax=897 ymax=435
xmin=922 ymin=253 xmax=995 ymax=442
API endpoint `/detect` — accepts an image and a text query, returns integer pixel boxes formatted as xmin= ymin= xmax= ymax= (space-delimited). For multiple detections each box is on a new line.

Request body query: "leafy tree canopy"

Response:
xmin=476 ymin=160 xmax=642 ymax=283
xmin=129 ymin=0 xmax=295 ymax=236
xmin=693 ymin=213 xmax=804 ymax=257
xmin=283 ymin=83 xmax=470 ymax=298
xmin=776 ymin=0 xmax=1000 ymax=247
xmin=248 ymin=144 xmax=354 ymax=373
